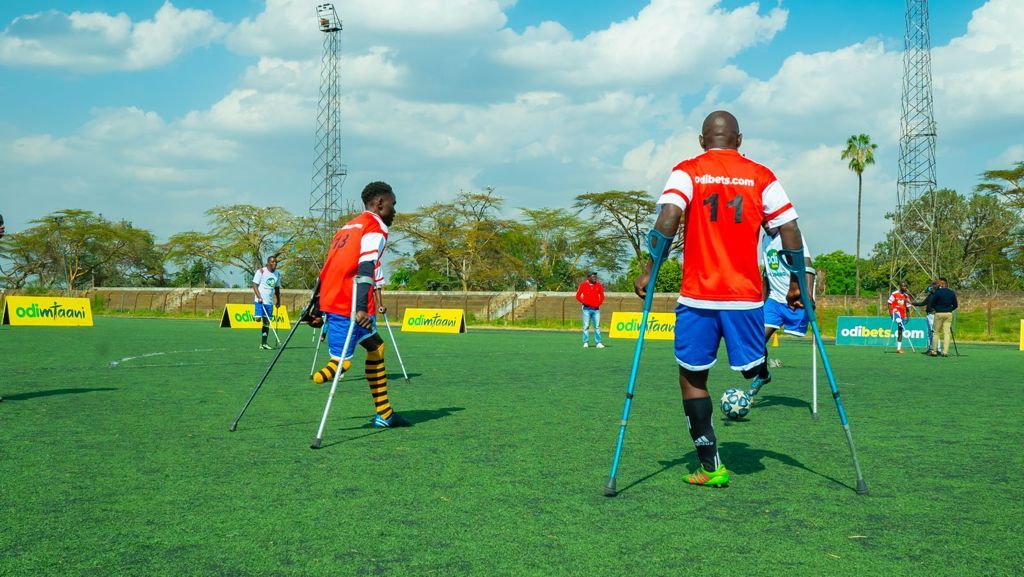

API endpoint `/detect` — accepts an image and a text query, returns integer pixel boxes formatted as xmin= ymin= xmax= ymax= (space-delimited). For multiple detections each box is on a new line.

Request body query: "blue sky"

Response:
xmin=1 ymin=0 xmax=1021 ymax=278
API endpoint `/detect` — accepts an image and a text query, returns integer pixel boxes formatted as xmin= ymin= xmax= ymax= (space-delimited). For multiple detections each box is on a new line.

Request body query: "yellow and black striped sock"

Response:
xmin=313 ymin=358 xmax=352 ymax=384
xmin=365 ymin=343 xmax=392 ymax=420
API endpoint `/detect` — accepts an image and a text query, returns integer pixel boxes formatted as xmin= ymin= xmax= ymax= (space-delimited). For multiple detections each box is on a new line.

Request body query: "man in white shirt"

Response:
xmin=252 ymin=256 xmax=282 ymax=350
xmin=749 ymin=224 xmax=814 ymax=399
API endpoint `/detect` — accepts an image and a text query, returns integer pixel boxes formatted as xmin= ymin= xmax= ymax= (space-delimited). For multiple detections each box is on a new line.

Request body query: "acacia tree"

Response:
xmin=395 ymin=188 xmax=521 ymax=291
xmin=872 ymin=188 xmax=1021 ymax=289
xmin=164 ymin=231 xmax=218 ymax=287
xmin=976 ymin=161 xmax=1024 ymax=211
xmin=573 ymin=190 xmax=657 ymax=261
xmin=504 ymin=207 xmax=621 ymax=290
xmin=841 ymin=134 xmax=877 ymax=297
xmin=205 ymin=205 xmax=304 ymax=273
xmin=0 ymin=209 xmax=162 ymax=288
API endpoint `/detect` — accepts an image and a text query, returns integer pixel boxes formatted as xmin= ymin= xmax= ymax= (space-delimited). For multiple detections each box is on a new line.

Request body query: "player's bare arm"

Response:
xmin=634 ymin=203 xmax=682 ymax=299
xmin=778 ymin=220 xmax=804 ymax=309
xmin=252 ymin=281 xmax=262 ymax=303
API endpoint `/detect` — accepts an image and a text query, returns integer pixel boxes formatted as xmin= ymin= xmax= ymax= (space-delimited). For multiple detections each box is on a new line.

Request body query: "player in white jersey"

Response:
xmin=748 ymin=224 xmax=815 ymax=399
xmin=252 ymin=256 xmax=282 ymax=350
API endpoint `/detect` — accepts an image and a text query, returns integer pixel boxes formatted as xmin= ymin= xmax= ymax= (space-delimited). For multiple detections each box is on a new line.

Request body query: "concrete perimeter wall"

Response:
xmin=3 ymin=287 xmax=1023 ymax=329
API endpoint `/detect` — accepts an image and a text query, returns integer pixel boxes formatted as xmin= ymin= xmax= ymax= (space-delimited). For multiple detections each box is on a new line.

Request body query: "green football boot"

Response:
xmin=686 ymin=464 xmax=730 ymax=488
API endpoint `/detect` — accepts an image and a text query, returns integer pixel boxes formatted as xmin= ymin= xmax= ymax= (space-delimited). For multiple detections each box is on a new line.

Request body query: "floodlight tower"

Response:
xmin=894 ymin=0 xmax=939 ymax=280
xmin=309 ymin=3 xmax=347 ymax=258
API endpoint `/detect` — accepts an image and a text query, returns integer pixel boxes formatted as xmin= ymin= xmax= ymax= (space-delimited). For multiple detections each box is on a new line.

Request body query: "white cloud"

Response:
xmin=933 ymin=0 xmax=1024 ymax=132
xmin=497 ymin=0 xmax=786 ymax=87
xmin=228 ymin=0 xmax=511 ymax=58
xmin=3 ymin=0 xmax=1021 ymax=259
xmin=0 ymin=2 xmax=228 ymax=72
xmin=8 ymin=135 xmax=71 ymax=164
xmin=992 ymin=144 xmax=1024 ymax=168
xmin=182 ymin=88 xmax=312 ymax=134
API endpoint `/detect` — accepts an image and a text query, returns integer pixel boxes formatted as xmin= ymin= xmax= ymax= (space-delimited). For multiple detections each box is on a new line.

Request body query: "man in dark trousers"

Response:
xmin=929 ymin=277 xmax=958 ymax=357
xmin=576 ymin=272 xmax=605 ymax=348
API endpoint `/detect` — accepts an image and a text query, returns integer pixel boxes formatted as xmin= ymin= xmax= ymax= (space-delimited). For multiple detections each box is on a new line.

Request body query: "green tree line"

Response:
xmin=1 ymin=162 xmax=1021 ymax=293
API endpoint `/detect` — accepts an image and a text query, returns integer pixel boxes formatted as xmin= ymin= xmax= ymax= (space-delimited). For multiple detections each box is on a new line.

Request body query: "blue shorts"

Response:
xmin=674 ymin=304 xmax=765 ymax=372
xmin=763 ymin=299 xmax=809 ymax=337
xmin=253 ymin=302 xmax=275 ymax=318
xmin=892 ymin=311 xmax=905 ymax=327
xmin=325 ymin=312 xmax=377 ymax=361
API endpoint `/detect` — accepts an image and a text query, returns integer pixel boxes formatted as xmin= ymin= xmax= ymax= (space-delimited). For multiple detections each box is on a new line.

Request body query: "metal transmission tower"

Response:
xmin=894 ymin=0 xmax=938 ymax=280
xmin=309 ymin=3 xmax=347 ymax=260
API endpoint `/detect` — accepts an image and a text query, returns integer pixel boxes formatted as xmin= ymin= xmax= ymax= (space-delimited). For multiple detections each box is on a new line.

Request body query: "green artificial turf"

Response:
xmin=1 ymin=318 xmax=1022 ymax=576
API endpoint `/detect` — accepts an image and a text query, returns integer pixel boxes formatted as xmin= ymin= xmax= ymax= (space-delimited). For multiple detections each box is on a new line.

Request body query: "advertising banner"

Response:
xmin=401 ymin=308 xmax=466 ymax=333
xmin=220 ymin=304 xmax=291 ymax=329
xmin=2 ymin=296 xmax=94 ymax=327
xmin=608 ymin=312 xmax=675 ymax=341
xmin=835 ymin=316 xmax=929 ymax=347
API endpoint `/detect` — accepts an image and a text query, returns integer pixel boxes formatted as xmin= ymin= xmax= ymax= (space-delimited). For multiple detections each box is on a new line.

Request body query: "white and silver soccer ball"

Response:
xmin=720 ymin=388 xmax=751 ymax=420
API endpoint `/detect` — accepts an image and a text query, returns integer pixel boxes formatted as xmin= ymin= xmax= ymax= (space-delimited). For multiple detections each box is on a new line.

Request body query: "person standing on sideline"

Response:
xmin=635 ymin=110 xmax=804 ymax=488
xmin=888 ymin=282 xmax=912 ymax=354
xmin=311 ymin=181 xmax=410 ymax=428
xmin=930 ymin=277 xmax=958 ymax=357
xmin=748 ymin=223 xmax=815 ymax=400
xmin=252 ymin=256 xmax=282 ymax=350
xmin=913 ymin=280 xmax=939 ymax=354
xmin=575 ymin=272 xmax=605 ymax=348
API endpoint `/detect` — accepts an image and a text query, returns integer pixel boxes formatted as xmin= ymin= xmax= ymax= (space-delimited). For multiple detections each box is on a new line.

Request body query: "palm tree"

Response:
xmin=841 ymin=134 xmax=877 ymax=297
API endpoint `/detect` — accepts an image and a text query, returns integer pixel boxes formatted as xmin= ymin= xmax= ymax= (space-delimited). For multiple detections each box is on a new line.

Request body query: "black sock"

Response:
xmin=683 ymin=397 xmax=720 ymax=471
xmin=757 ymin=360 xmax=770 ymax=379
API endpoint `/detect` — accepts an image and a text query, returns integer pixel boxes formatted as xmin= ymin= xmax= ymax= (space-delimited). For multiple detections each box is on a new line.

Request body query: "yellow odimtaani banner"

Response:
xmin=219 ymin=304 xmax=290 ymax=329
xmin=2 ymin=296 xmax=94 ymax=327
xmin=401 ymin=308 xmax=466 ymax=334
xmin=608 ymin=312 xmax=675 ymax=340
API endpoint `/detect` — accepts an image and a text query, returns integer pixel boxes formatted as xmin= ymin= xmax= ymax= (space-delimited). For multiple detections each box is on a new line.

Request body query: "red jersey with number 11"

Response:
xmin=657 ymin=148 xmax=798 ymax=310
xmin=318 ymin=211 xmax=389 ymax=316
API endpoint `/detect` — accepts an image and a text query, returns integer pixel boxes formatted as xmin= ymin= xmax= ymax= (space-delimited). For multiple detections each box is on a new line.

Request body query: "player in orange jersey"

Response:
xmin=888 ymin=282 xmax=912 ymax=354
xmin=311 ymin=181 xmax=411 ymax=428
xmin=635 ymin=111 xmax=805 ymax=487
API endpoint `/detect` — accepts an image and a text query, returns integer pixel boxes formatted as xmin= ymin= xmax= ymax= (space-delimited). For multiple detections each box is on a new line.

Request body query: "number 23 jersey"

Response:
xmin=318 ymin=211 xmax=389 ymax=316
xmin=658 ymin=148 xmax=798 ymax=310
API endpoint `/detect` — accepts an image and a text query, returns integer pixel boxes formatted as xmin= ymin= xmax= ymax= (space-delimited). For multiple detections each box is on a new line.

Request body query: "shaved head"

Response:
xmin=699 ymin=110 xmax=741 ymax=151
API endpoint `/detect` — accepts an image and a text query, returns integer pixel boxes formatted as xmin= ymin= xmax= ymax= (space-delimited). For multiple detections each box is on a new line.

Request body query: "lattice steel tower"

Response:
xmin=309 ymin=4 xmax=347 ymax=258
xmin=894 ymin=0 xmax=938 ymax=279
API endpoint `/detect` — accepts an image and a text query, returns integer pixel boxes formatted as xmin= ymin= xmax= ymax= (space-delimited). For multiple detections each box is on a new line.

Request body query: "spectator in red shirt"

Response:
xmin=575 ymin=272 xmax=605 ymax=348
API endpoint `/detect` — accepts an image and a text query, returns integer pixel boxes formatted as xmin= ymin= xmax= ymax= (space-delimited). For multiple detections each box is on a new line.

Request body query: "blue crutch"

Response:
xmin=603 ymin=229 xmax=673 ymax=497
xmin=779 ymin=248 xmax=868 ymax=495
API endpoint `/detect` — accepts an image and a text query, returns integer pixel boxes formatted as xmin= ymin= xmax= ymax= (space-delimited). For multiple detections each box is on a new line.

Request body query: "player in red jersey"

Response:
xmin=888 ymin=282 xmax=912 ymax=354
xmin=311 ymin=181 xmax=410 ymax=428
xmin=635 ymin=111 xmax=805 ymax=487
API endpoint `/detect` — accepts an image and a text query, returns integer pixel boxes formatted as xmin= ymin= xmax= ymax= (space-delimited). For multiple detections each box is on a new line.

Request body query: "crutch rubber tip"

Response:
xmin=856 ymin=479 xmax=869 ymax=496
xmin=310 ymin=438 xmax=322 ymax=450
xmin=603 ymin=479 xmax=617 ymax=497
xmin=404 ymin=378 xmax=410 ymax=383
xmin=811 ymin=412 xmax=819 ymax=421
xmin=228 ymin=424 xmax=237 ymax=432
